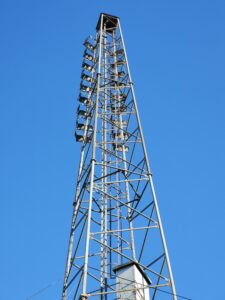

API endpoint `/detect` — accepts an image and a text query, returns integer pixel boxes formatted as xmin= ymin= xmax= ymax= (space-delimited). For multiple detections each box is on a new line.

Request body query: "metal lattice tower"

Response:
xmin=62 ymin=13 xmax=177 ymax=300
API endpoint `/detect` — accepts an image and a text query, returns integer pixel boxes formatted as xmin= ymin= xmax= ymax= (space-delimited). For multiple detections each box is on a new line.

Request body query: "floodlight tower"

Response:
xmin=62 ymin=13 xmax=177 ymax=300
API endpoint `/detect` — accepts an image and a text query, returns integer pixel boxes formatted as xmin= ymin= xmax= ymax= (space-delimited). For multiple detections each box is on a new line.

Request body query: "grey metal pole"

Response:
xmin=112 ymin=30 xmax=122 ymax=266
xmin=100 ymin=21 xmax=108 ymax=292
xmin=62 ymin=38 xmax=97 ymax=300
xmin=81 ymin=13 xmax=103 ymax=297
xmin=112 ymin=29 xmax=136 ymax=261
xmin=118 ymin=19 xmax=177 ymax=300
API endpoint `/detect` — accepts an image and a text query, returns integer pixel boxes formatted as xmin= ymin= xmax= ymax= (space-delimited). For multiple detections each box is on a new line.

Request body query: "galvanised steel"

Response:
xmin=62 ymin=13 xmax=177 ymax=300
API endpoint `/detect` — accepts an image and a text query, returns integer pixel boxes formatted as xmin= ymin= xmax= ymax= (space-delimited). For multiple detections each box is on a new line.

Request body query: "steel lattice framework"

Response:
xmin=62 ymin=13 xmax=177 ymax=300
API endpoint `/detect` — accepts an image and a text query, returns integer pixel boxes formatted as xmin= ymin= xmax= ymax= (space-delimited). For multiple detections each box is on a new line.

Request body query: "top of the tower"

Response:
xmin=96 ymin=13 xmax=119 ymax=32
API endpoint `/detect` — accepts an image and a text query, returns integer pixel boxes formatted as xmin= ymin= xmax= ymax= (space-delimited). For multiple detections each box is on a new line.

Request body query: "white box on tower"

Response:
xmin=114 ymin=262 xmax=151 ymax=300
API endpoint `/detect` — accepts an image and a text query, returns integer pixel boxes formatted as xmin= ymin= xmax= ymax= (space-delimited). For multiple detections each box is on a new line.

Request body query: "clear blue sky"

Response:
xmin=1 ymin=0 xmax=225 ymax=299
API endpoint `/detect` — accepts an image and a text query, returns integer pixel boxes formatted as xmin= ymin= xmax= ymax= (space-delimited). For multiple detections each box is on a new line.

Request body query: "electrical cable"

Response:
xmin=152 ymin=286 xmax=192 ymax=300
xmin=25 ymin=278 xmax=61 ymax=300
xmin=25 ymin=277 xmax=191 ymax=300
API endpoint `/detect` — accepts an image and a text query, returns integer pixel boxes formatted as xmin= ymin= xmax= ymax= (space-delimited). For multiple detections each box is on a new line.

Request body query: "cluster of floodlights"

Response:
xmin=75 ymin=37 xmax=129 ymax=153
xmin=112 ymin=125 xmax=129 ymax=152
xmin=109 ymin=48 xmax=129 ymax=152
xmin=75 ymin=37 xmax=95 ymax=143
